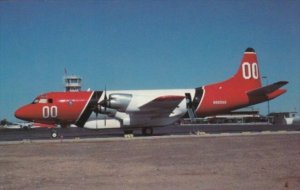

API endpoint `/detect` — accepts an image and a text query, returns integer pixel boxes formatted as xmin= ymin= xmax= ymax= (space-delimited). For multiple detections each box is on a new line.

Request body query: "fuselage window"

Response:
xmin=48 ymin=99 xmax=53 ymax=103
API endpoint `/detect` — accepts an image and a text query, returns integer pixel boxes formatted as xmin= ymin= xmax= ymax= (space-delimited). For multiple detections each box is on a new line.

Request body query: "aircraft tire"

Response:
xmin=23 ymin=126 xmax=29 ymax=130
xmin=51 ymin=129 xmax=58 ymax=138
xmin=124 ymin=129 xmax=134 ymax=138
xmin=142 ymin=127 xmax=153 ymax=136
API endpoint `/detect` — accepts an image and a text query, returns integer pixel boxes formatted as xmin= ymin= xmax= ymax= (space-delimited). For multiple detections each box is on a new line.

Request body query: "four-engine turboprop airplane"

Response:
xmin=15 ymin=48 xmax=288 ymax=137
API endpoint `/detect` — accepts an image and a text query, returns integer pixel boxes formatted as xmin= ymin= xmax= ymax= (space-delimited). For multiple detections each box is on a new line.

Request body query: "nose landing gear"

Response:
xmin=51 ymin=129 xmax=58 ymax=138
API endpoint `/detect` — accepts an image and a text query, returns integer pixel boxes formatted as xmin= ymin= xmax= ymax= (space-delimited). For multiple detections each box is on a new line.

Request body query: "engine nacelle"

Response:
xmin=108 ymin=93 xmax=132 ymax=112
xmin=98 ymin=106 xmax=116 ymax=116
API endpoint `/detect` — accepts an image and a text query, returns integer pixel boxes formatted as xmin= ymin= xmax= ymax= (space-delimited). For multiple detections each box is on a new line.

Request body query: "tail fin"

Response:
xmin=230 ymin=47 xmax=262 ymax=91
xmin=195 ymin=47 xmax=287 ymax=116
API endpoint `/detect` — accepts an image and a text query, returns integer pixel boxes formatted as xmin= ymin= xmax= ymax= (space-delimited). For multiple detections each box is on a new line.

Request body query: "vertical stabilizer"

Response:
xmin=230 ymin=47 xmax=262 ymax=91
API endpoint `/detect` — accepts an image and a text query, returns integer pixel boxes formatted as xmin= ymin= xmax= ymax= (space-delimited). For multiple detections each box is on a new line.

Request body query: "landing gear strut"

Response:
xmin=142 ymin=127 xmax=153 ymax=136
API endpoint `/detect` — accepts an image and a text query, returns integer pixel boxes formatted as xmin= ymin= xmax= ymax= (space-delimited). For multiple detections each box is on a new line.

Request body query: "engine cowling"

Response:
xmin=107 ymin=93 xmax=132 ymax=112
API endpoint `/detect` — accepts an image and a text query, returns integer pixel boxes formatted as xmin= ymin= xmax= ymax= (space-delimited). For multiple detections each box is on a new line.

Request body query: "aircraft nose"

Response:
xmin=15 ymin=106 xmax=32 ymax=121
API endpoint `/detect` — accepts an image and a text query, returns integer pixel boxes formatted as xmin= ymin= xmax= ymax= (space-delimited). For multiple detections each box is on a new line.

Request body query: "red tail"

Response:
xmin=231 ymin=47 xmax=262 ymax=91
xmin=196 ymin=48 xmax=274 ymax=116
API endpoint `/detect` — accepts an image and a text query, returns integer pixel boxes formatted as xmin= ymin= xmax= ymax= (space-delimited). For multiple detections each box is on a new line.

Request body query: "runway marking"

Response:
xmin=0 ymin=130 xmax=300 ymax=145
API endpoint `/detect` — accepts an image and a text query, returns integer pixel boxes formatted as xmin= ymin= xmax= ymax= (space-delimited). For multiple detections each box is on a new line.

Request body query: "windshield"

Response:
xmin=32 ymin=98 xmax=39 ymax=104
xmin=32 ymin=98 xmax=53 ymax=104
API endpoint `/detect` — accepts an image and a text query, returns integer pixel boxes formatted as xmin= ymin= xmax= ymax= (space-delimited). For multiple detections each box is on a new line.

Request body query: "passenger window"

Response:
xmin=48 ymin=99 xmax=53 ymax=103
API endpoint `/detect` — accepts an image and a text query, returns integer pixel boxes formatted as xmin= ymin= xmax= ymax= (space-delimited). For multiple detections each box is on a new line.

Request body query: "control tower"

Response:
xmin=64 ymin=75 xmax=82 ymax=92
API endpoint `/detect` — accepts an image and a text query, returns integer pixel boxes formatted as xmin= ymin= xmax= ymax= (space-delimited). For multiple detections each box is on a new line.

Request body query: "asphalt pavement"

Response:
xmin=0 ymin=124 xmax=300 ymax=141
xmin=0 ymin=133 xmax=299 ymax=190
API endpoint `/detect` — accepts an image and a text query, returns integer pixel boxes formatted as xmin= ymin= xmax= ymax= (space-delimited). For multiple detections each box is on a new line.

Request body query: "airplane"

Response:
xmin=15 ymin=47 xmax=288 ymax=138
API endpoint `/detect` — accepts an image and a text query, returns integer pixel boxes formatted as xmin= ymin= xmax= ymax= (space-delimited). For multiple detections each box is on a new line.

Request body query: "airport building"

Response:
xmin=268 ymin=112 xmax=300 ymax=125
xmin=181 ymin=110 xmax=300 ymax=125
xmin=181 ymin=108 xmax=268 ymax=124
xmin=203 ymin=110 xmax=267 ymax=124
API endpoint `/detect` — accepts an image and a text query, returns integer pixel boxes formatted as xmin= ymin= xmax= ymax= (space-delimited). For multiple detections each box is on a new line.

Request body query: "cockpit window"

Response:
xmin=32 ymin=98 xmax=39 ymax=104
xmin=32 ymin=98 xmax=53 ymax=104
xmin=39 ymin=99 xmax=48 ymax=103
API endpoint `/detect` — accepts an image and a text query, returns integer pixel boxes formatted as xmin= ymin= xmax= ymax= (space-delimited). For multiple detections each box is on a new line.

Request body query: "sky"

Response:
xmin=0 ymin=0 xmax=299 ymax=121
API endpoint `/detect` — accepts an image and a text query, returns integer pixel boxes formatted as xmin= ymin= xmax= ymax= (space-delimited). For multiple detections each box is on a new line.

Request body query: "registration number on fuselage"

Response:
xmin=213 ymin=100 xmax=227 ymax=105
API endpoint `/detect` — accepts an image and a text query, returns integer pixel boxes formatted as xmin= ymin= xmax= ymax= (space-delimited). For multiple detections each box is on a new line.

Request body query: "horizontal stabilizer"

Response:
xmin=247 ymin=81 xmax=288 ymax=97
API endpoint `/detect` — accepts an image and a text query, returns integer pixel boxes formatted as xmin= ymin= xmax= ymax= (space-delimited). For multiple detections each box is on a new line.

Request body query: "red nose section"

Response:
xmin=15 ymin=105 xmax=33 ymax=121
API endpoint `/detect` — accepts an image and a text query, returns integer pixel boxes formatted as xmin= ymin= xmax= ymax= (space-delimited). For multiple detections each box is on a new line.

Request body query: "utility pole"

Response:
xmin=262 ymin=76 xmax=270 ymax=115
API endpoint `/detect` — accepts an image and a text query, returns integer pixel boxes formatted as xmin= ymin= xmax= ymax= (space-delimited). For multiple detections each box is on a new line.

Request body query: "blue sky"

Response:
xmin=1 ymin=0 xmax=299 ymax=121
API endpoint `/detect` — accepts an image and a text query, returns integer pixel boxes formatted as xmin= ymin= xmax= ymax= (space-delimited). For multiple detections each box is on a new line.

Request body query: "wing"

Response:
xmin=138 ymin=95 xmax=185 ymax=116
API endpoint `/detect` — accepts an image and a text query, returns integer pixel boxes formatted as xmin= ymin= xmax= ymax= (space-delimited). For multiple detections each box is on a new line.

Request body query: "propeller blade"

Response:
xmin=96 ymin=112 xmax=98 ymax=129
xmin=104 ymin=85 xmax=107 ymax=111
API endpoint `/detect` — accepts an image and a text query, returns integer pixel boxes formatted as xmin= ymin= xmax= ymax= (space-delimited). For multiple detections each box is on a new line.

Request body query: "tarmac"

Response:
xmin=0 ymin=124 xmax=300 ymax=190
xmin=1 ymin=123 xmax=300 ymax=141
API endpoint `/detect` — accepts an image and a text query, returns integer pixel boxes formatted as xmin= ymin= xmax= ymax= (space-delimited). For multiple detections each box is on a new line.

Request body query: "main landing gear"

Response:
xmin=123 ymin=127 xmax=154 ymax=138
xmin=124 ymin=129 xmax=134 ymax=138
xmin=142 ymin=127 xmax=153 ymax=136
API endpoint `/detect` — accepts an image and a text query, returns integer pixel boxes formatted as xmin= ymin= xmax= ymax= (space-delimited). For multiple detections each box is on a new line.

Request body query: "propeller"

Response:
xmin=94 ymin=91 xmax=100 ymax=129
xmin=96 ymin=111 xmax=98 ymax=129
xmin=103 ymin=85 xmax=107 ymax=126
xmin=91 ymin=90 xmax=102 ymax=129
xmin=91 ymin=86 xmax=113 ymax=128
xmin=104 ymin=85 xmax=108 ymax=111
xmin=92 ymin=86 xmax=109 ymax=128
